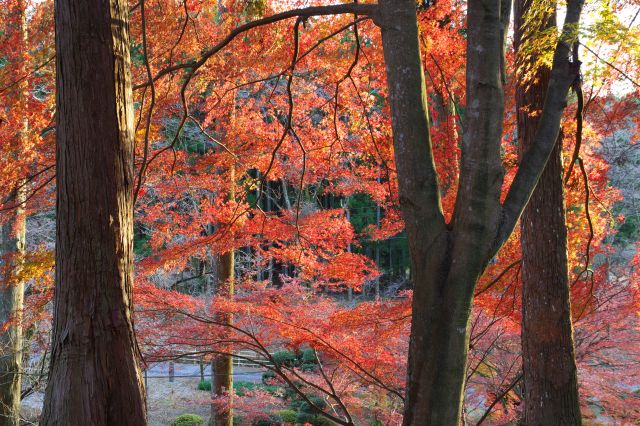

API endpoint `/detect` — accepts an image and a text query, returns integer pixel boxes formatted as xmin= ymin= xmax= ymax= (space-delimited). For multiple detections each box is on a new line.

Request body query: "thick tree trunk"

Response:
xmin=211 ymin=251 xmax=234 ymax=426
xmin=515 ymin=1 xmax=582 ymax=424
xmin=379 ymin=0 xmax=508 ymax=424
xmin=0 ymin=187 xmax=26 ymax=426
xmin=40 ymin=0 xmax=146 ymax=424
xmin=376 ymin=0 xmax=582 ymax=423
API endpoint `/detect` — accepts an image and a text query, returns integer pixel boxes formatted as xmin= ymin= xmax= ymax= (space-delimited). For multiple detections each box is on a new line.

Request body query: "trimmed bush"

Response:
xmin=262 ymin=370 xmax=277 ymax=384
xmin=197 ymin=379 xmax=211 ymax=391
xmin=295 ymin=412 xmax=317 ymax=425
xmin=234 ymin=380 xmax=258 ymax=396
xmin=252 ymin=417 xmax=280 ymax=426
xmin=276 ymin=409 xmax=297 ymax=423
xmin=304 ymin=395 xmax=328 ymax=411
xmin=171 ymin=413 xmax=204 ymax=426
xmin=301 ymin=348 xmax=318 ymax=364
xmin=300 ymin=363 xmax=318 ymax=372
xmin=314 ymin=416 xmax=338 ymax=426
xmin=272 ymin=350 xmax=297 ymax=367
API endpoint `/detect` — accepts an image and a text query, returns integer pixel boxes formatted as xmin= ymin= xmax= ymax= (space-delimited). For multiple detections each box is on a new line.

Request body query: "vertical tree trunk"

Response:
xmin=379 ymin=1 xmax=479 ymax=424
xmin=376 ymin=0 xmax=581 ymax=422
xmin=0 ymin=188 xmax=26 ymax=426
xmin=0 ymin=4 xmax=28 ymax=423
xmin=41 ymin=0 xmax=146 ymax=424
xmin=515 ymin=1 xmax=582 ymax=424
xmin=211 ymin=251 xmax=234 ymax=426
xmin=211 ymin=152 xmax=235 ymax=425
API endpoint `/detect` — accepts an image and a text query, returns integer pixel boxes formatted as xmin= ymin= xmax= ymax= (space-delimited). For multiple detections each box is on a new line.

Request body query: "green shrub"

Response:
xmin=276 ymin=409 xmax=297 ymax=423
xmin=272 ymin=350 xmax=297 ymax=367
xmin=301 ymin=348 xmax=318 ymax=364
xmin=295 ymin=412 xmax=317 ymax=425
xmin=261 ymin=370 xmax=277 ymax=384
xmin=264 ymin=384 xmax=281 ymax=394
xmin=252 ymin=417 xmax=280 ymax=426
xmin=197 ymin=380 xmax=211 ymax=391
xmin=305 ymin=395 xmax=328 ymax=411
xmin=300 ymin=363 xmax=318 ymax=372
xmin=314 ymin=416 xmax=338 ymax=426
xmin=171 ymin=413 xmax=204 ymax=426
xmin=234 ymin=381 xmax=258 ymax=396
xmin=283 ymin=385 xmax=300 ymax=401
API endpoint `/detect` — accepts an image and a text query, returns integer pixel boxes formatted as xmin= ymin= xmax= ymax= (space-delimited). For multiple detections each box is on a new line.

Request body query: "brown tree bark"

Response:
xmin=515 ymin=1 xmax=582 ymax=424
xmin=0 ymin=187 xmax=26 ymax=426
xmin=376 ymin=0 xmax=583 ymax=424
xmin=210 ymin=250 xmax=234 ymax=426
xmin=209 ymin=100 xmax=236 ymax=426
xmin=40 ymin=0 xmax=146 ymax=424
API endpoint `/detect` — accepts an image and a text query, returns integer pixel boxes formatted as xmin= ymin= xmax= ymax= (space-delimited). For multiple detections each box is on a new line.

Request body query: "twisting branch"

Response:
xmin=289 ymin=18 xmax=307 ymax=228
xmin=571 ymin=157 xmax=594 ymax=288
xmin=132 ymin=3 xmax=379 ymax=90
xmin=133 ymin=0 xmax=156 ymax=202
xmin=133 ymin=3 xmax=378 ymax=200
xmin=564 ymin=42 xmax=583 ymax=184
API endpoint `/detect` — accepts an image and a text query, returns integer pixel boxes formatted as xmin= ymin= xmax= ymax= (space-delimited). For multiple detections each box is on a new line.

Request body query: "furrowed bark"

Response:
xmin=515 ymin=0 xmax=582 ymax=423
xmin=41 ymin=0 xmax=146 ymax=423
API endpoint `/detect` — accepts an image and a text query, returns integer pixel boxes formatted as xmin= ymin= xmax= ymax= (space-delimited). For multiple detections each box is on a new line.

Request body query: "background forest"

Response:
xmin=0 ymin=0 xmax=639 ymax=425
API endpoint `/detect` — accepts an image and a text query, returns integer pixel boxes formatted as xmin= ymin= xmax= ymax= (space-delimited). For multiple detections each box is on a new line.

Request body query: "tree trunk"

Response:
xmin=0 ymin=4 xmax=28 ymax=423
xmin=41 ymin=0 xmax=146 ymax=424
xmin=211 ymin=250 xmax=234 ymax=426
xmin=379 ymin=0 xmax=509 ymax=423
xmin=515 ymin=1 xmax=582 ymax=423
xmin=0 ymin=187 xmax=26 ymax=426
xmin=376 ymin=0 xmax=583 ymax=422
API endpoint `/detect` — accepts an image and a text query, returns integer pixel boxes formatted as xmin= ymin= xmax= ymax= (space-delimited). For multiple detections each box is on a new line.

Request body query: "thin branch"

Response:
xmin=474 ymin=259 xmax=522 ymax=297
xmin=579 ymin=42 xmax=640 ymax=89
xmin=565 ymin=43 xmax=583 ymax=183
xmin=133 ymin=0 xmax=156 ymax=203
xmin=475 ymin=372 xmax=523 ymax=426
xmin=132 ymin=3 xmax=378 ymax=90
xmin=570 ymin=157 xmax=594 ymax=294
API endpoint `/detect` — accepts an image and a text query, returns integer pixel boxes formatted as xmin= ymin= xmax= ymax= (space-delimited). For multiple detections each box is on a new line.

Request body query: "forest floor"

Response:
xmin=20 ymin=363 xmax=264 ymax=426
